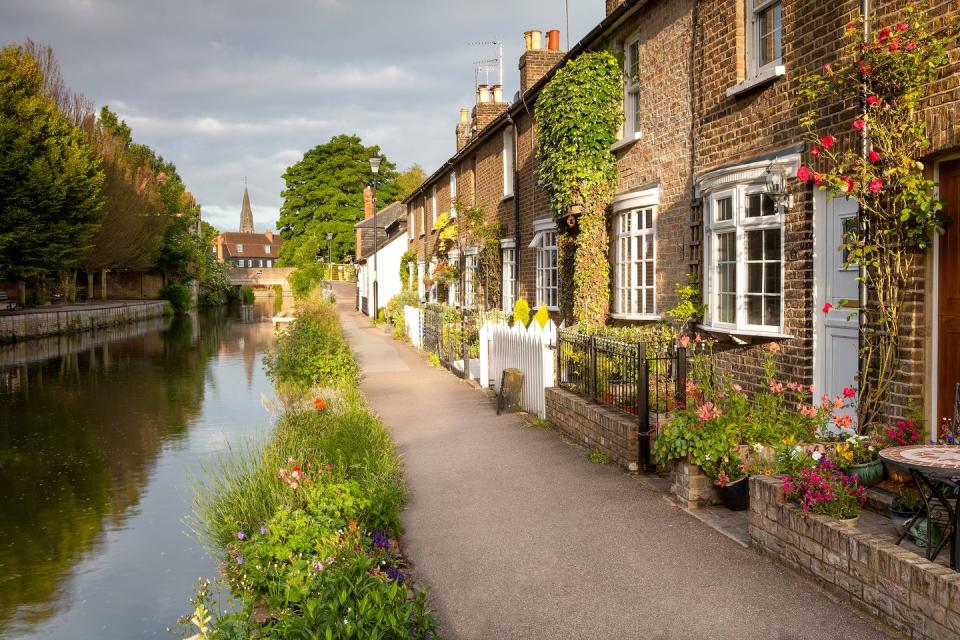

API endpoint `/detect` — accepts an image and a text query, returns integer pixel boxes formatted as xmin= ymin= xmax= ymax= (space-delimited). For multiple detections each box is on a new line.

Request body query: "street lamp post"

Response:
xmin=369 ymin=155 xmax=381 ymax=318
xmin=325 ymin=232 xmax=334 ymax=282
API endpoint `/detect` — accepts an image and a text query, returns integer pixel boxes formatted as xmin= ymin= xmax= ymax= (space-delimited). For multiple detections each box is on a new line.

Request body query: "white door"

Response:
xmin=813 ymin=192 xmax=859 ymax=411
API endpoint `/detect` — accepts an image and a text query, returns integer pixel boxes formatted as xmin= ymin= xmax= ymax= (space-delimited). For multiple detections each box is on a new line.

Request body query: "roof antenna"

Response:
xmin=468 ymin=40 xmax=502 ymax=89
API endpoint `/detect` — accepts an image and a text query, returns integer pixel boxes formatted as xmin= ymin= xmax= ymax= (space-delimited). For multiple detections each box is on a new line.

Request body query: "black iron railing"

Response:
xmin=556 ymin=329 xmax=691 ymax=470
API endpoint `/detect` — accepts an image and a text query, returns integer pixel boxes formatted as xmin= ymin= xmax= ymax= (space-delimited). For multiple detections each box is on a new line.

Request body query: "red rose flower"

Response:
xmin=869 ymin=178 xmax=883 ymax=193
xmin=895 ymin=22 xmax=909 ymax=32
xmin=858 ymin=62 xmax=873 ymax=75
xmin=823 ymin=62 xmax=832 ymax=72
xmin=906 ymin=41 xmax=916 ymax=51
xmin=878 ymin=27 xmax=891 ymax=41
xmin=842 ymin=386 xmax=856 ymax=398
xmin=844 ymin=178 xmax=856 ymax=193
xmin=867 ymin=150 xmax=881 ymax=163
xmin=853 ymin=118 xmax=866 ymax=131
xmin=866 ymin=95 xmax=879 ymax=106
xmin=822 ymin=302 xmax=833 ymax=314
xmin=888 ymin=39 xmax=900 ymax=52
xmin=811 ymin=146 xmax=821 ymax=158
xmin=797 ymin=165 xmax=811 ymax=182
xmin=812 ymin=172 xmax=823 ymax=186
xmin=821 ymin=135 xmax=836 ymax=149
xmin=846 ymin=21 xmax=857 ymax=31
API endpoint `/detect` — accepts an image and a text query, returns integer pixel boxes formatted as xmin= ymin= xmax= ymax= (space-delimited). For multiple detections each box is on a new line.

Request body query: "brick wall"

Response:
xmin=545 ymin=387 xmax=640 ymax=471
xmin=519 ymin=49 xmax=565 ymax=94
xmin=750 ymin=475 xmax=960 ymax=640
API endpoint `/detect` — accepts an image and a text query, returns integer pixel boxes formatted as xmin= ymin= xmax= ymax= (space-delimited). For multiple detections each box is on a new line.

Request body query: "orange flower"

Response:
xmin=348 ymin=520 xmax=358 ymax=533
xmin=314 ymin=398 xmax=327 ymax=411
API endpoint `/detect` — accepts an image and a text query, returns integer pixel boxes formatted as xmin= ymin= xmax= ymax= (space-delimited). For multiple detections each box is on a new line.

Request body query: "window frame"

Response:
xmin=236 ymin=244 xmax=243 ymax=253
xmin=431 ymin=185 xmax=438 ymax=229
xmin=447 ymin=251 xmax=460 ymax=307
xmin=463 ymin=249 xmax=479 ymax=309
xmin=502 ymin=128 xmax=515 ymax=198
xmin=703 ymin=184 xmax=785 ymax=335
xmin=530 ymin=219 xmax=559 ymax=311
xmin=612 ymin=202 xmax=657 ymax=320
xmin=419 ymin=201 xmax=426 ymax=238
xmin=450 ymin=171 xmax=458 ymax=217
xmin=407 ymin=204 xmax=414 ymax=239
xmin=748 ymin=0 xmax=783 ymax=78
xmin=622 ymin=36 xmax=642 ymax=141
xmin=501 ymin=239 xmax=516 ymax=313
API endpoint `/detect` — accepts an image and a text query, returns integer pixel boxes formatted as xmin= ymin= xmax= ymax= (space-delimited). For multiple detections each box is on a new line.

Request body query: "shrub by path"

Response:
xmin=332 ymin=284 xmax=895 ymax=640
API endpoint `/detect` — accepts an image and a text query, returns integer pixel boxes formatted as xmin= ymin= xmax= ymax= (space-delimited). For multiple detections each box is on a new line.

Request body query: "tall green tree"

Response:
xmin=0 ymin=45 xmax=104 ymax=293
xmin=278 ymin=134 xmax=399 ymax=265
xmin=395 ymin=164 xmax=426 ymax=200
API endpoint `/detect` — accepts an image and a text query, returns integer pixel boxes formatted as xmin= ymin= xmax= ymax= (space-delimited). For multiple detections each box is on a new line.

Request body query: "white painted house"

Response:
xmin=354 ymin=202 xmax=407 ymax=318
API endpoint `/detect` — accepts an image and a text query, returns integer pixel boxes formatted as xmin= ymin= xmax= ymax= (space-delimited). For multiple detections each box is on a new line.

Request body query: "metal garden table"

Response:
xmin=879 ymin=445 xmax=960 ymax=568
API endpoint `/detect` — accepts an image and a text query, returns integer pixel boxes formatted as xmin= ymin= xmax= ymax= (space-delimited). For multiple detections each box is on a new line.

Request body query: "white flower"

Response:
xmin=812 ymin=451 xmax=823 ymax=461
xmin=753 ymin=443 xmax=763 ymax=452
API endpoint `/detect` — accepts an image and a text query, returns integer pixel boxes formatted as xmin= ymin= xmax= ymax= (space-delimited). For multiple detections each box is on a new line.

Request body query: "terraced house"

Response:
xmin=402 ymin=0 xmax=960 ymax=439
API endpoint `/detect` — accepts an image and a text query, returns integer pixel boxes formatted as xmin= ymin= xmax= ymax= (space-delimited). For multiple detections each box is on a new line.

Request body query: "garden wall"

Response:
xmin=545 ymin=387 xmax=639 ymax=471
xmin=750 ymin=475 xmax=960 ymax=640
xmin=0 ymin=301 xmax=167 ymax=342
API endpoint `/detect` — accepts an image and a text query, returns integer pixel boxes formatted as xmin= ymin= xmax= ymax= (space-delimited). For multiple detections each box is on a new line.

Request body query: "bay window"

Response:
xmin=704 ymin=185 xmax=783 ymax=333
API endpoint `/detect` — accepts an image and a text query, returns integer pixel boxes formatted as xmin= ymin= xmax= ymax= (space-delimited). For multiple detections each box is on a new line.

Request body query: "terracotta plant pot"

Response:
xmin=883 ymin=461 xmax=912 ymax=483
xmin=847 ymin=459 xmax=884 ymax=487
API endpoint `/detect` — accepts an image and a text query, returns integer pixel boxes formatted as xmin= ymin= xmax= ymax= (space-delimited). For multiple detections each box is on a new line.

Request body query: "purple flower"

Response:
xmin=370 ymin=530 xmax=391 ymax=549
xmin=236 ymin=555 xmax=244 ymax=565
xmin=385 ymin=568 xmax=406 ymax=585
xmin=260 ymin=525 xmax=267 ymax=536
xmin=237 ymin=531 xmax=245 ymax=540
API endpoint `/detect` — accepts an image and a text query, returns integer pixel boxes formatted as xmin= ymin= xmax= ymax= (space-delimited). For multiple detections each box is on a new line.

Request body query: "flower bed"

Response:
xmin=181 ymin=292 xmax=441 ymax=639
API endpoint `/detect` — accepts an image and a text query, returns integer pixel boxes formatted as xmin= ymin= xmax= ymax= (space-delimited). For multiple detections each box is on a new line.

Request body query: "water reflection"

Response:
xmin=0 ymin=298 xmax=284 ymax=638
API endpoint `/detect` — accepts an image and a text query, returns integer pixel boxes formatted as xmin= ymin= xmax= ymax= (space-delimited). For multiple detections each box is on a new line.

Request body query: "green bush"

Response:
xmin=289 ymin=263 xmax=326 ymax=298
xmin=161 ymin=283 xmax=192 ymax=313
xmin=185 ymin=292 xmax=437 ymax=638
xmin=239 ymin=286 xmax=255 ymax=305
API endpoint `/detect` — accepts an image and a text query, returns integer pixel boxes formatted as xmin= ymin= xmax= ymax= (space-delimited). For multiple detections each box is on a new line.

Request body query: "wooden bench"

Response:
xmin=0 ymin=291 xmax=16 ymax=310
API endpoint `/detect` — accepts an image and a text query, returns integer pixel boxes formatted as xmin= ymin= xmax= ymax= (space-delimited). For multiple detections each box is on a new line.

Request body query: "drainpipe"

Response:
xmin=507 ymin=114 xmax=521 ymax=308
xmin=858 ymin=0 xmax=870 ymax=421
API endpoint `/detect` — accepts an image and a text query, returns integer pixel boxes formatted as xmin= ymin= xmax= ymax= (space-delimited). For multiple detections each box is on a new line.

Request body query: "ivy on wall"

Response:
xmin=399 ymin=249 xmax=417 ymax=291
xmin=432 ymin=200 xmax=503 ymax=306
xmin=535 ymin=50 xmax=623 ymax=327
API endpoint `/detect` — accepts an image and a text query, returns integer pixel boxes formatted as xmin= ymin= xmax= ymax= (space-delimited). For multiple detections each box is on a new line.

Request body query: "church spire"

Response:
xmin=239 ymin=178 xmax=254 ymax=233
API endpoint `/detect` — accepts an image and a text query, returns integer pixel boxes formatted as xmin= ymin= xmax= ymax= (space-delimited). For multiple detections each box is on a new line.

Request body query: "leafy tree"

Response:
xmin=0 ymin=45 xmax=104 ymax=294
xmin=395 ymin=164 xmax=426 ymax=199
xmin=278 ymin=134 xmax=399 ymax=266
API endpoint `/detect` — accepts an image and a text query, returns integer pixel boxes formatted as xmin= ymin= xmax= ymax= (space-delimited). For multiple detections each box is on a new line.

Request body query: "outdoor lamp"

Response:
xmin=369 ymin=156 xmax=381 ymax=174
xmin=765 ymin=162 xmax=790 ymax=210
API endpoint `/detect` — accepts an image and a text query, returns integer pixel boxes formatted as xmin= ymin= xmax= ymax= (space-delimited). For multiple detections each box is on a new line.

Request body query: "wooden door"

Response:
xmin=938 ymin=160 xmax=960 ymax=426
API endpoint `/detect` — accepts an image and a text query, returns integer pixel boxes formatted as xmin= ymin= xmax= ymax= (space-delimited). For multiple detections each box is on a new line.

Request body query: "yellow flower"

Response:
xmin=783 ymin=435 xmax=795 ymax=446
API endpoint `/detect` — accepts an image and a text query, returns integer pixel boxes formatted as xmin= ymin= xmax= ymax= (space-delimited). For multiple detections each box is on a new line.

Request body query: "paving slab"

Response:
xmin=331 ymin=284 xmax=897 ymax=640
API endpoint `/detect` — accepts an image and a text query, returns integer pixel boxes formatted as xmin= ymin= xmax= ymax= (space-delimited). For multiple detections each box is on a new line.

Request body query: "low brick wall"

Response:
xmin=750 ymin=475 xmax=960 ymax=639
xmin=670 ymin=459 xmax=718 ymax=508
xmin=0 ymin=301 xmax=168 ymax=342
xmin=545 ymin=387 xmax=639 ymax=471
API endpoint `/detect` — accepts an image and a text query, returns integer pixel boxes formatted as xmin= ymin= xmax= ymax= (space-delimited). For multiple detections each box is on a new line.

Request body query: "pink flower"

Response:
xmin=895 ymin=22 xmax=909 ymax=32
xmin=853 ymin=118 xmax=866 ymax=131
xmin=769 ymin=380 xmax=785 ymax=394
xmin=866 ymin=95 xmax=880 ymax=107
xmin=678 ymin=334 xmax=691 ymax=348
xmin=878 ymin=27 xmax=891 ymax=41
xmin=842 ymin=386 xmax=856 ymax=398
xmin=812 ymin=172 xmax=823 ymax=186
xmin=797 ymin=165 xmax=811 ymax=182
xmin=694 ymin=332 xmax=703 ymax=343
xmin=888 ymin=39 xmax=900 ymax=52
xmin=823 ymin=62 xmax=833 ymax=72
xmin=809 ymin=384 xmax=816 ymax=394
xmin=868 ymin=150 xmax=881 ymax=163
xmin=732 ymin=383 xmax=744 ymax=394
xmin=821 ymin=135 xmax=836 ymax=149
xmin=811 ymin=146 xmax=821 ymax=158
xmin=869 ymin=178 xmax=883 ymax=193
xmin=858 ymin=62 xmax=873 ymax=75
xmin=686 ymin=379 xmax=698 ymax=395
xmin=768 ymin=342 xmax=781 ymax=353
xmin=697 ymin=401 xmax=722 ymax=422
xmin=906 ymin=41 xmax=916 ymax=52
xmin=822 ymin=302 xmax=833 ymax=314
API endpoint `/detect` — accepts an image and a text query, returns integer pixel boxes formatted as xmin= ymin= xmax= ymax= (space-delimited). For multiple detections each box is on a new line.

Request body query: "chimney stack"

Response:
xmin=357 ymin=186 xmax=374 ymax=260
xmin=605 ymin=0 xmax=626 ymax=15
xmin=265 ymin=230 xmax=273 ymax=243
xmin=471 ymin=79 xmax=508 ymax=135
xmin=456 ymin=107 xmax=471 ymax=150
xmin=519 ymin=28 xmax=565 ymax=94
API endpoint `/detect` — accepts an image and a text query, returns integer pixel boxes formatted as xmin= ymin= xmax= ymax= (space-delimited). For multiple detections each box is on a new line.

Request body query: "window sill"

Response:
xmin=611 ymin=313 xmax=661 ymax=322
xmin=698 ymin=324 xmax=794 ymax=342
xmin=501 ymin=194 xmax=514 ymax=203
xmin=725 ymin=65 xmax=786 ymax=98
xmin=610 ymin=131 xmax=642 ymax=153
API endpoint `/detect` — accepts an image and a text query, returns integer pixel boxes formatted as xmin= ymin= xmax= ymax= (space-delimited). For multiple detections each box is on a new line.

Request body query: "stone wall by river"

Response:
xmin=0 ymin=301 xmax=168 ymax=342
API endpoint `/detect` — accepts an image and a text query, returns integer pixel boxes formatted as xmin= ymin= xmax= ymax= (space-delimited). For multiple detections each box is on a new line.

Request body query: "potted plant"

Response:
xmin=890 ymin=485 xmax=922 ymax=537
xmin=705 ymin=453 xmax=750 ymax=511
xmin=783 ymin=460 xmax=867 ymax=526
xmin=831 ymin=434 xmax=884 ymax=487
xmin=880 ymin=420 xmax=923 ymax=482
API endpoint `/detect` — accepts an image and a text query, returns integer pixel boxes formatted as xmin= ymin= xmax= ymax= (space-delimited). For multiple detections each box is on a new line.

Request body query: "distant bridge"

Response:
xmin=227 ymin=267 xmax=295 ymax=290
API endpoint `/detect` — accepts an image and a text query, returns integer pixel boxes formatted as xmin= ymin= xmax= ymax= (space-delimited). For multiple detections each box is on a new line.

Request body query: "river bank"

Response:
xmin=0 ymin=299 xmax=169 ymax=342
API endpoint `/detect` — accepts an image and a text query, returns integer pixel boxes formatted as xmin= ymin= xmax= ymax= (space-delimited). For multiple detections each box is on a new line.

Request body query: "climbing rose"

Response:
xmin=843 ymin=386 xmax=857 ymax=398
xmin=812 ymin=172 xmax=823 ymax=186
xmin=869 ymin=178 xmax=883 ymax=193
xmin=906 ymin=41 xmax=916 ymax=51
xmin=843 ymin=178 xmax=856 ymax=193
xmin=868 ymin=150 xmax=881 ymax=163
xmin=811 ymin=146 xmax=821 ymax=158
xmin=853 ymin=118 xmax=866 ymax=131
xmin=797 ymin=165 xmax=811 ymax=182
xmin=878 ymin=27 xmax=891 ymax=41
xmin=888 ymin=39 xmax=900 ymax=52
xmin=821 ymin=135 xmax=836 ymax=149
xmin=895 ymin=22 xmax=909 ymax=32
xmin=823 ymin=62 xmax=832 ymax=72
xmin=866 ymin=95 xmax=879 ymax=106
xmin=822 ymin=302 xmax=833 ymax=314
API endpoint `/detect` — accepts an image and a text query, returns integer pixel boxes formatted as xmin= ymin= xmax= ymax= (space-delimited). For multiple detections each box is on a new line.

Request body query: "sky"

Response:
xmin=0 ymin=0 xmax=604 ymax=232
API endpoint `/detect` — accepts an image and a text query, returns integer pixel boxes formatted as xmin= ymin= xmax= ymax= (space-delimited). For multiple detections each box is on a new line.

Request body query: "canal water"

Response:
xmin=0 ymin=300 xmax=283 ymax=638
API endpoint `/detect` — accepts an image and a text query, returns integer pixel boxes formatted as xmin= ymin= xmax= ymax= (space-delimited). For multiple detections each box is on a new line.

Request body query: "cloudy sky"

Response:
xmin=1 ymin=0 xmax=603 ymax=232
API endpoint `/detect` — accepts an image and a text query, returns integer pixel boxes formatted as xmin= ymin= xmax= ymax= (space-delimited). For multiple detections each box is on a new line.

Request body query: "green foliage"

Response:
xmin=535 ymin=51 xmax=623 ymax=327
xmin=161 ymin=283 xmax=192 ymax=313
xmin=588 ymin=451 xmax=609 ymax=464
xmin=398 ymin=249 xmax=418 ymax=291
xmin=385 ymin=290 xmax=418 ymax=337
xmin=289 ymin=263 xmax=327 ymax=298
xmin=278 ymin=135 xmax=399 ymax=267
xmin=665 ymin=274 xmax=706 ymax=329
xmin=239 ymin=286 xmax=255 ymax=305
xmin=512 ymin=298 xmax=531 ymax=327
xmin=197 ymin=253 xmax=232 ymax=307
xmin=394 ymin=164 xmax=427 ymax=200
xmin=0 ymin=45 xmax=104 ymax=282
xmin=532 ymin=303 xmax=550 ymax=328
xmin=265 ymin=297 xmax=358 ymax=389
xmin=796 ymin=9 xmax=953 ymax=425
xmin=186 ymin=292 xmax=439 ymax=638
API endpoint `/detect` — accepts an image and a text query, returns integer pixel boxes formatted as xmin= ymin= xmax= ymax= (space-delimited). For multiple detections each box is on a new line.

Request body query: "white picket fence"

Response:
xmin=403 ymin=305 xmax=422 ymax=348
xmin=479 ymin=319 xmax=557 ymax=418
